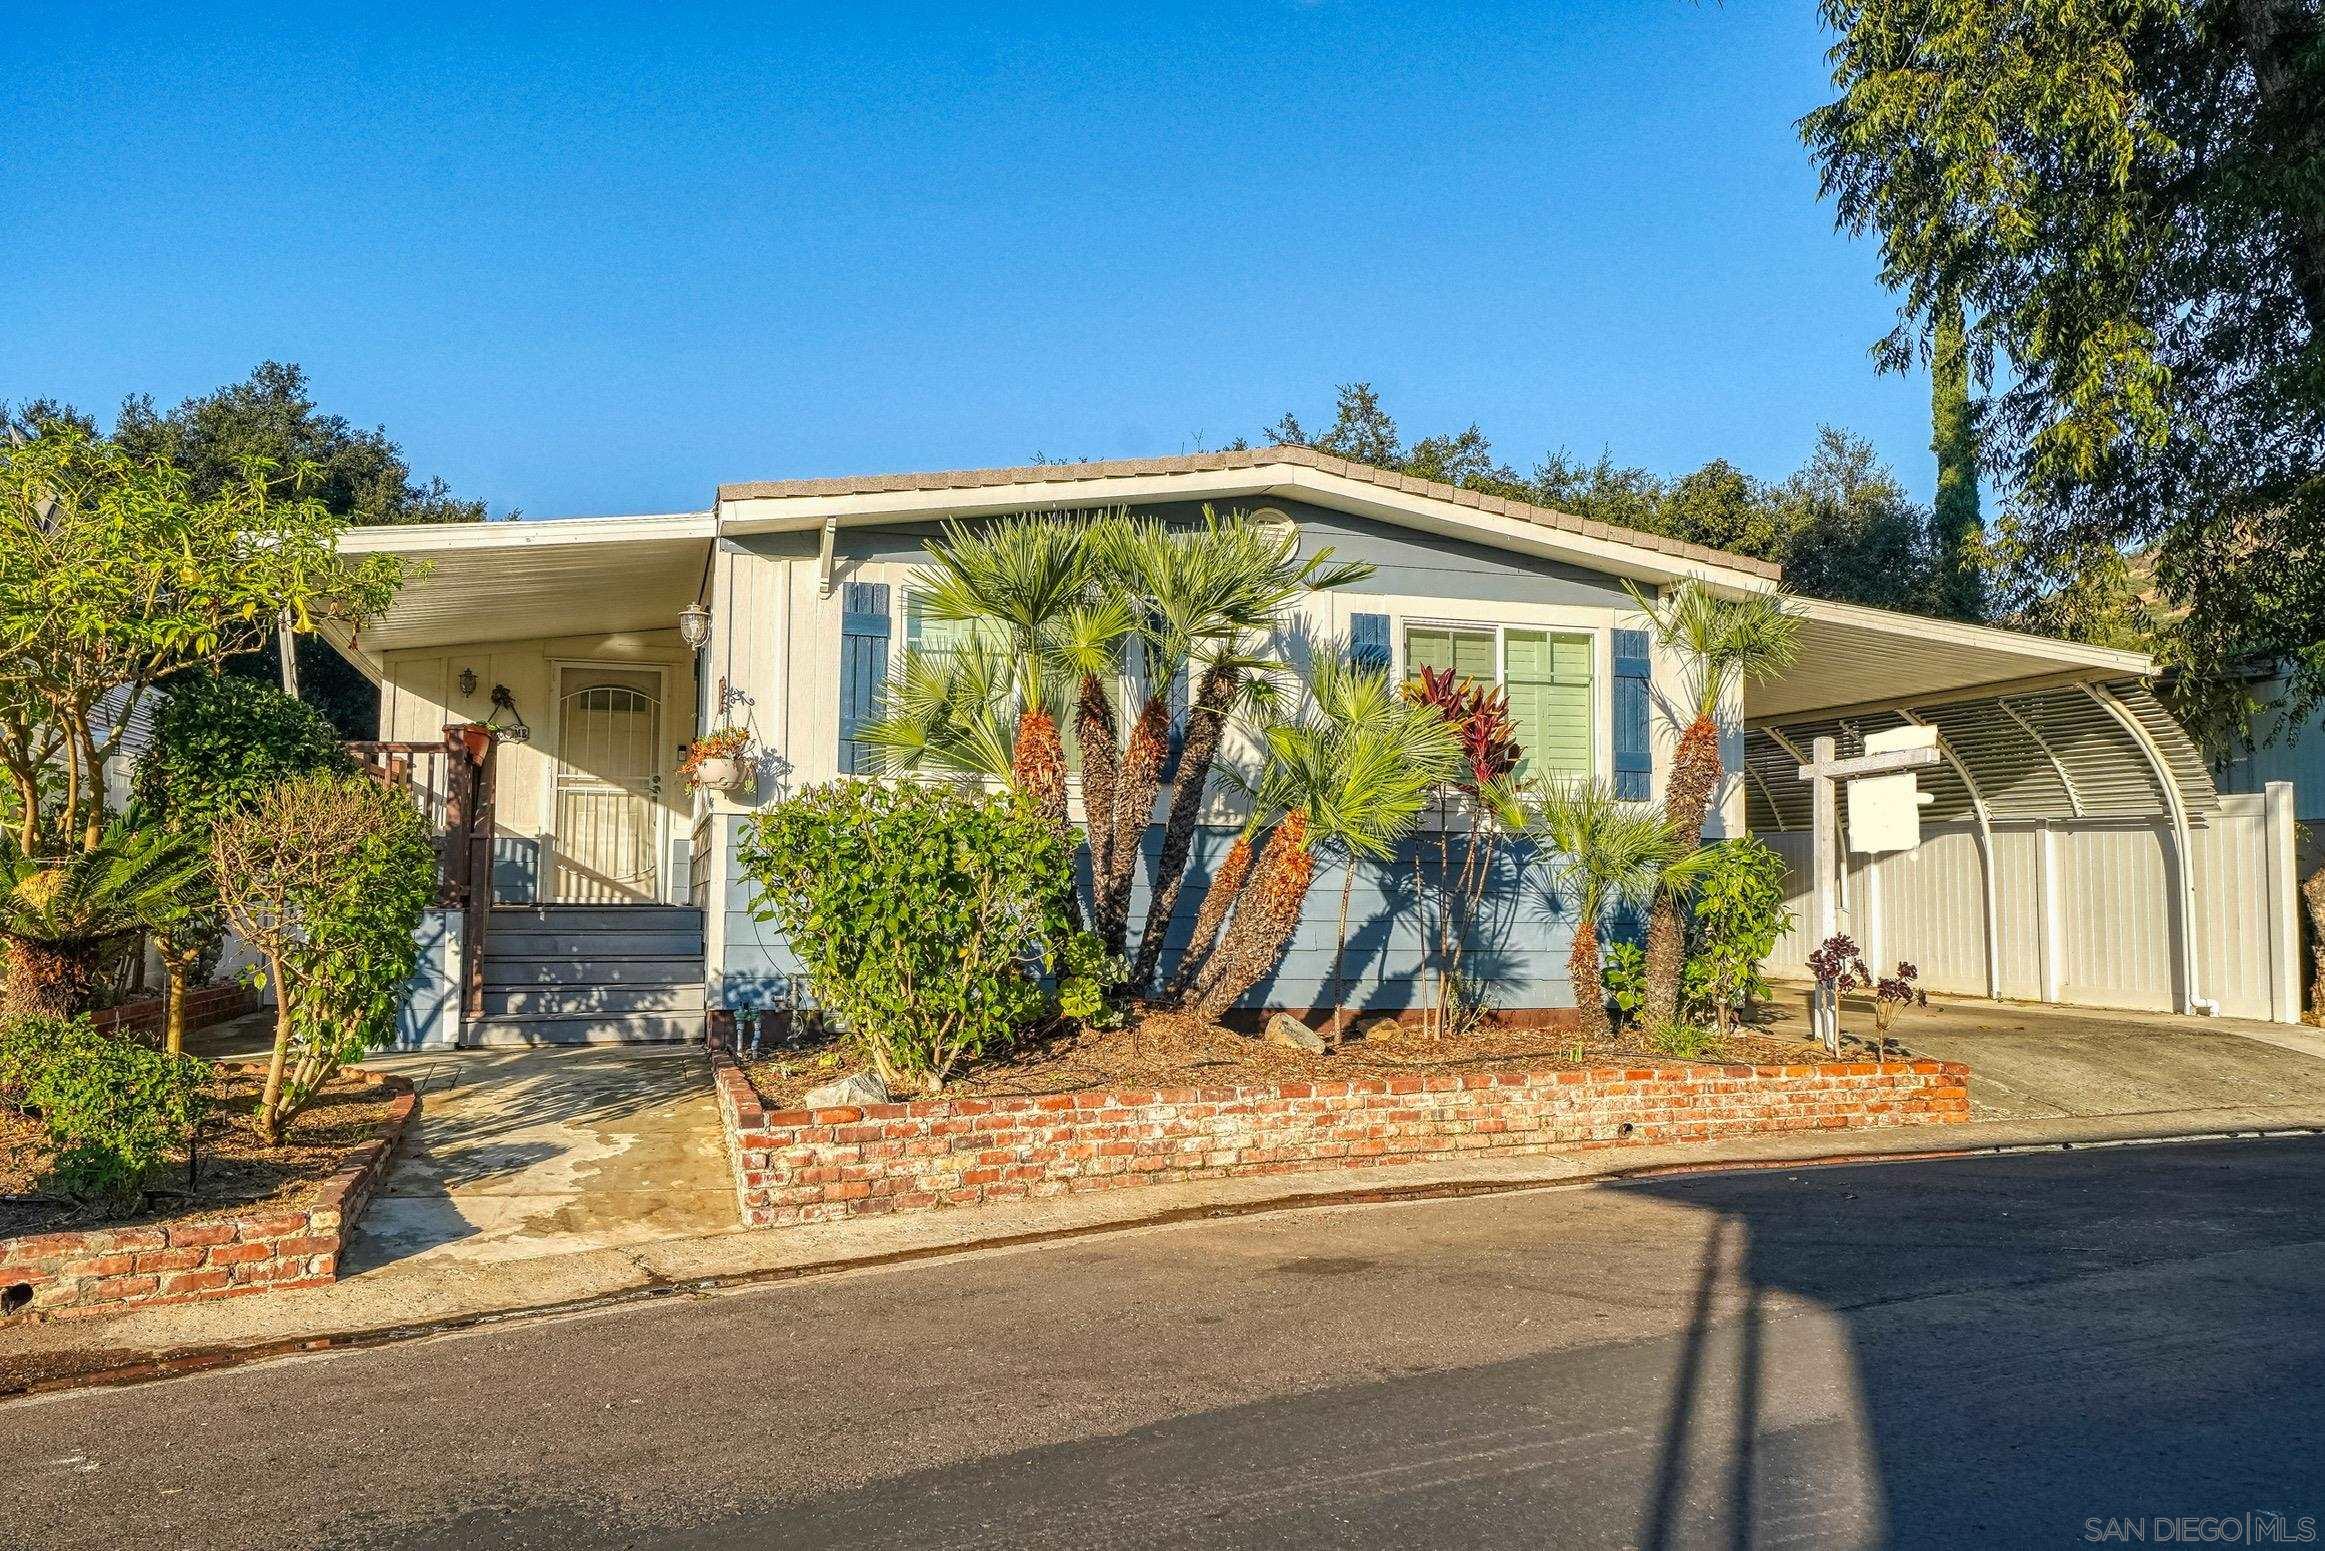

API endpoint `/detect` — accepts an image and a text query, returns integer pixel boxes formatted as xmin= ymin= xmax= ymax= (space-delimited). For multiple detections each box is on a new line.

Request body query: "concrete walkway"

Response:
xmin=10 ymin=999 xmax=2325 ymax=1393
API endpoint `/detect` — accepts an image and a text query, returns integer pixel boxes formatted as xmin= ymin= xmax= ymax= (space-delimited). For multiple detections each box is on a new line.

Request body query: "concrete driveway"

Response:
xmin=1765 ymin=986 xmax=2325 ymax=1123
xmin=350 ymin=1044 xmax=737 ymax=1272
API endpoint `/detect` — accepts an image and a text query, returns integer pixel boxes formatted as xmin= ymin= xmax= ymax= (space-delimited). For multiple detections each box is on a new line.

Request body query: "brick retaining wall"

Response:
xmin=708 ymin=1044 xmax=1970 ymax=1228
xmin=0 ymin=1070 xmax=417 ymax=1324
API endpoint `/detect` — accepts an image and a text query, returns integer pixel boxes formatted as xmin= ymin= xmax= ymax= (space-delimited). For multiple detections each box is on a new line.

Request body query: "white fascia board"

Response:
xmin=338 ymin=512 xmax=715 ymax=555
xmin=716 ymin=464 xmax=1776 ymax=593
xmin=1785 ymin=594 xmax=2157 ymax=677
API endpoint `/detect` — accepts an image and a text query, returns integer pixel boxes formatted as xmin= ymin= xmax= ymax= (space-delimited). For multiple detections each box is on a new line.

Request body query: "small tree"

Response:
xmin=1683 ymin=838 xmax=1795 ymax=1035
xmin=212 ymin=775 xmax=436 ymax=1143
xmin=1405 ymin=666 xmax=1526 ymax=1039
xmin=134 ymin=672 xmax=352 ymax=1052
xmin=1530 ymin=779 xmax=1692 ymax=1041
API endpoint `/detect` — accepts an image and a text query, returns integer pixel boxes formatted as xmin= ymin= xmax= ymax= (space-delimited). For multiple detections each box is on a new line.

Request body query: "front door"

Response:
xmin=551 ymin=667 xmax=664 ymax=903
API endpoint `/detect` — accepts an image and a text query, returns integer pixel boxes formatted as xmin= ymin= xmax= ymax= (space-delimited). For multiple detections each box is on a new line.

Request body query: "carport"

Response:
xmin=1744 ymin=597 xmax=2305 ymax=1024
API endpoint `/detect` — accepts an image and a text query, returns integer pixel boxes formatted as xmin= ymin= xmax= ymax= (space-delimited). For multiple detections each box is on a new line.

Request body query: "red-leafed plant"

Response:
xmin=1403 ymin=666 xmax=1526 ymax=1038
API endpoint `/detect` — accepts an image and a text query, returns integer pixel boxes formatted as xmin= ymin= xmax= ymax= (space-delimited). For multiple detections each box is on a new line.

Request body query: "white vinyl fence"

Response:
xmin=1764 ymin=782 xmax=2303 ymax=1023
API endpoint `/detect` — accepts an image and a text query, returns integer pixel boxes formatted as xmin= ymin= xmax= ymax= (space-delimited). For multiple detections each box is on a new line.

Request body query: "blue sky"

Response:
xmin=4 ymin=2 xmax=1931 ymax=519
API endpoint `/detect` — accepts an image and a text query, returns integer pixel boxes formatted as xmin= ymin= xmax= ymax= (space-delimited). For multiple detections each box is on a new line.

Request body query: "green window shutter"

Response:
xmin=1404 ymin=625 xmax=1494 ymax=684
xmin=838 ymin=582 xmax=892 ymax=774
xmin=1506 ymin=629 xmax=1593 ymax=779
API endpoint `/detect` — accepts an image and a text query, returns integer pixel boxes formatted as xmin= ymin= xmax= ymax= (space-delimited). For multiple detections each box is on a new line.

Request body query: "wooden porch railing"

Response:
xmin=349 ymin=725 xmax=498 ymax=1022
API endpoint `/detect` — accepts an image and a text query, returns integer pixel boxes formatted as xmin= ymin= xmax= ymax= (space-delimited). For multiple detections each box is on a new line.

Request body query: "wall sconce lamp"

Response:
xmin=484 ymin=684 xmax=532 ymax=744
xmin=457 ymin=667 xmax=479 ymax=699
xmin=678 ymin=601 xmax=713 ymax=652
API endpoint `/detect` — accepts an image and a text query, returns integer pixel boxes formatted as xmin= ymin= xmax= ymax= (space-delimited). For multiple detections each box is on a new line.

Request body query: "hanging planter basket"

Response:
xmin=691 ymin=755 xmax=749 ymax=795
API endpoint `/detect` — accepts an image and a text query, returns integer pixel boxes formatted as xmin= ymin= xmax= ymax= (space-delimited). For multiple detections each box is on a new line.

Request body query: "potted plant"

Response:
xmin=681 ymin=727 xmax=755 ymax=797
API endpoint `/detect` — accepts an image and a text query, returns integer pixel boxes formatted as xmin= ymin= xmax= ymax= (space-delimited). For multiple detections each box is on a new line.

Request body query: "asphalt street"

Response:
xmin=7 ymin=1137 xmax=2324 ymax=1550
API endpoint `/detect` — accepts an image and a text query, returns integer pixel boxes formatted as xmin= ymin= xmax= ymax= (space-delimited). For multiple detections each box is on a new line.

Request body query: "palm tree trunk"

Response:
xmin=1645 ymin=715 xmax=1722 ymax=1027
xmin=2305 ymin=865 xmax=2325 ymax=1019
xmin=1074 ymin=674 xmax=1121 ymax=934
xmin=1131 ymin=663 xmax=1238 ymax=992
xmin=1103 ymin=695 xmax=1172 ymax=957
xmin=1167 ymin=829 xmax=1259 ymax=1002
xmin=1568 ymin=902 xmax=1609 ymax=1042
xmin=1327 ymin=852 xmax=1358 ymax=1044
xmin=1193 ymin=813 xmax=1312 ymax=1024
xmin=1013 ymin=704 xmax=1071 ymax=838
xmin=3 ymin=937 xmax=94 ymax=1018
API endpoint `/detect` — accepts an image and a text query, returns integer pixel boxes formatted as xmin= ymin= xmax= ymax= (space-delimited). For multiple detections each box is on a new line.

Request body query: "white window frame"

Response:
xmin=1395 ymin=614 xmax=1605 ymax=781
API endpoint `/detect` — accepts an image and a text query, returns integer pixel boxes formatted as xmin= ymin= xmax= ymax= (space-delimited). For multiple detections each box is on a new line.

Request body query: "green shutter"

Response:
xmin=1506 ymin=630 xmax=1593 ymax=778
xmin=1404 ymin=625 xmax=1494 ymax=685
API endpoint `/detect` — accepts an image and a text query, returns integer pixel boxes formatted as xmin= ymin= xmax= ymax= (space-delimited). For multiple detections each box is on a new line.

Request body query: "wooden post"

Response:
xmin=464 ymin=734 xmax=497 ymax=1023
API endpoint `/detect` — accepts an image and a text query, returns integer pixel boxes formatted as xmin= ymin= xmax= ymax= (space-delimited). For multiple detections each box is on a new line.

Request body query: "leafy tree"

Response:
xmin=1264 ymin=387 xmax=1947 ymax=613
xmin=1802 ymin=0 xmax=2325 ymax=711
xmin=133 ymin=672 xmax=353 ymax=1052
xmin=212 ymin=774 xmax=436 ymax=1142
xmin=1928 ymin=303 xmax=1987 ymax=620
xmin=111 ymin=362 xmax=488 ymax=736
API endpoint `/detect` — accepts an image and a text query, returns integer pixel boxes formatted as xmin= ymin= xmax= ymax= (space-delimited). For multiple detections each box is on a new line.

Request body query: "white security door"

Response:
xmin=551 ymin=668 xmax=664 ymax=903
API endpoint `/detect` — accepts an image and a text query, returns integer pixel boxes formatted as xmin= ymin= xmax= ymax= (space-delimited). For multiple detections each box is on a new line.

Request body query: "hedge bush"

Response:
xmin=0 ymin=1015 xmax=213 ymax=1204
xmin=737 ymin=780 xmax=1102 ymax=1093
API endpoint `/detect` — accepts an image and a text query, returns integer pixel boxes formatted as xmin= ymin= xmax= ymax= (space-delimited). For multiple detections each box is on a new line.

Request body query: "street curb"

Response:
xmin=8 ymin=1121 xmax=2323 ymax=1404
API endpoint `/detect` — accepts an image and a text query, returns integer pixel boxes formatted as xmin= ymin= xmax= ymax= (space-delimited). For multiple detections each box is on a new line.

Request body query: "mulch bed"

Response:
xmin=0 ymin=1067 xmax=405 ymax=1242
xmin=733 ymin=1008 xmax=1840 ymax=1111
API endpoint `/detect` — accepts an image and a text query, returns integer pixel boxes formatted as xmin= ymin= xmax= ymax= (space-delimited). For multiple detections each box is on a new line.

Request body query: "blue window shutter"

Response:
xmin=1612 ymin=627 xmax=1652 ymax=800
xmin=838 ymin=582 xmax=891 ymax=774
xmin=1348 ymin=612 xmax=1392 ymax=671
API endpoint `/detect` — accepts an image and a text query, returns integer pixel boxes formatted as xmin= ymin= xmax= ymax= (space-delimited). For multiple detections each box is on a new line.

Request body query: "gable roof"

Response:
xmin=716 ymin=445 xmax=1784 ymax=586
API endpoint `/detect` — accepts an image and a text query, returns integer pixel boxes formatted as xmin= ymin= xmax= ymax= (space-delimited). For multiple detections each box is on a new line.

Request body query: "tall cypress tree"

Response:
xmin=1930 ymin=303 xmax=1985 ymax=621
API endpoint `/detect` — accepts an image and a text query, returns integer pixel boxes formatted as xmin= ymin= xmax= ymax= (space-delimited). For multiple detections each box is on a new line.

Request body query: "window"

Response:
xmin=1404 ymin=622 xmax=1595 ymax=779
xmin=901 ymin=589 xmax=1085 ymax=769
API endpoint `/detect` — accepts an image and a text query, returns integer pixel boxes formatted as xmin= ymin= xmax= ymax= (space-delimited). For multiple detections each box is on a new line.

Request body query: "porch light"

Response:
xmin=484 ymin=683 xmax=532 ymax=744
xmin=677 ymin=601 xmax=713 ymax=651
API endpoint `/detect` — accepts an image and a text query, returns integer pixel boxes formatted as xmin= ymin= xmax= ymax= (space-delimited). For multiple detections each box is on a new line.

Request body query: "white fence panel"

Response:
xmin=1755 ymin=781 xmax=2300 ymax=1022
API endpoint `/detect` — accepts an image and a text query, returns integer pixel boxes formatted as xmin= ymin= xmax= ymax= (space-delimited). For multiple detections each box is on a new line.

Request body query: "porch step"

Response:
xmin=465 ymin=1012 xmax=700 ymax=1046
xmin=485 ymin=929 xmax=705 ymax=960
xmin=467 ymin=905 xmax=708 ymax=1046
xmin=490 ymin=905 xmax=705 ymax=934
xmin=480 ymin=982 xmax=707 ymax=1018
xmin=478 ymin=955 xmax=703 ymax=989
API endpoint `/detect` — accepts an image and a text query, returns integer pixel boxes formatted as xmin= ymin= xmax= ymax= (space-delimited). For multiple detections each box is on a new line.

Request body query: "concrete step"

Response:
xmin=490 ymin=905 xmax=705 ymax=934
xmin=462 ymin=1012 xmax=702 ymax=1047
xmin=480 ymin=983 xmax=707 ymax=1018
xmin=479 ymin=956 xmax=704 ymax=989
xmin=484 ymin=929 xmax=704 ymax=960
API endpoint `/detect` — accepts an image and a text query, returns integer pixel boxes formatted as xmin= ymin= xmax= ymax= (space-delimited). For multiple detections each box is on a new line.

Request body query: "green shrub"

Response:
xmin=1603 ymin=939 xmax=1647 ymax=1030
xmin=0 ymin=1015 xmax=213 ymax=1204
xmin=1684 ymin=838 xmax=1793 ymax=1031
xmin=737 ymin=780 xmax=1093 ymax=1093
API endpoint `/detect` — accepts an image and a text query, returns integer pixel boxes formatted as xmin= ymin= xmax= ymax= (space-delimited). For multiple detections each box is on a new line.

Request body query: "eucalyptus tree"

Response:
xmin=1624 ymin=582 xmax=1801 ymax=1028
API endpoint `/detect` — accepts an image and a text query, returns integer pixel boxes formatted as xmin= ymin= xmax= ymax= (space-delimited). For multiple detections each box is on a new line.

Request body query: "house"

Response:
xmin=319 ymin=448 xmax=2307 ymax=1045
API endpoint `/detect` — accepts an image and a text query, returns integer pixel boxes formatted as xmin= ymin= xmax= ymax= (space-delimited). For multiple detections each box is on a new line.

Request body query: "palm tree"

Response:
xmin=0 ymin=819 xmax=204 ymax=1016
xmin=1529 ymin=778 xmax=1695 ymax=1040
xmin=912 ymin=517 xmax=1094 ymax=835
xmin=1188 ymin=653 xmax=1457 ymax=1025
xmin=859 ymin=638 xmax=1022 ymax=787
xmin=1625 ymin=581 xmax=1801 ymax=1027
xmin=1126 ymin=515 xmax=1372 ymax=992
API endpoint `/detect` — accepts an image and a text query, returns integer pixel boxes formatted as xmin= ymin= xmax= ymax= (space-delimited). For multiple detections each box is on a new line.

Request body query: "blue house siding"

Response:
xmin=712 ymin=816 xmax=1579 ymax=1015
